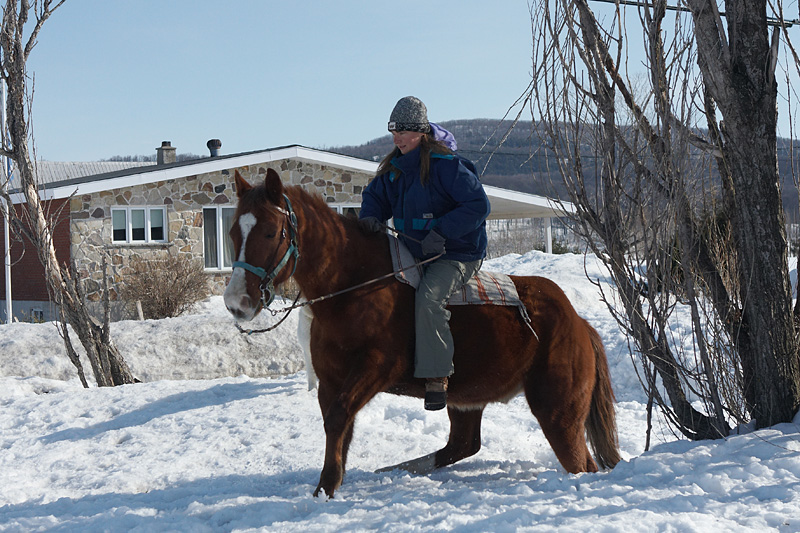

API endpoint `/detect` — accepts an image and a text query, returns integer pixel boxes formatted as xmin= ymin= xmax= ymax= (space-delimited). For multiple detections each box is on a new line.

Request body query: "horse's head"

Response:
xmin=223 ymin=168 xmax=299 ymax=321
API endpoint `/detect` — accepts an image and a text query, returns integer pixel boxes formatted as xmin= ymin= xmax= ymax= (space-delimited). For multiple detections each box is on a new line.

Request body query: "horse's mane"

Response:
xmin=236 ymin=180 xmax=271 ymax=216
xmin=238 ymin=182 xmax=342 ymax=223
xmin=285 ymin=184 xmax=371 ymax=238
xmin=289 ymin=185 xmax=339 ymax=216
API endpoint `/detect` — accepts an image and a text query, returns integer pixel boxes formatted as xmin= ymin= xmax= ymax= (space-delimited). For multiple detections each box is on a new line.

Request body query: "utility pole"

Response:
xmin=1 ymin=77 xmax=11 ymax=324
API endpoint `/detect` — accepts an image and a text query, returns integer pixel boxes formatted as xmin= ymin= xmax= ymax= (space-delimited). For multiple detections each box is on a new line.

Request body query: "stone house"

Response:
xmin=1 ymin=144 xmax=375 ymax=321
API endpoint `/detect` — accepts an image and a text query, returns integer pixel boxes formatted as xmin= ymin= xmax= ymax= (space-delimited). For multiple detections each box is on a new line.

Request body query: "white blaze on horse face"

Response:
xmin=224 ymin=213 xmax=258 ymax=321
xmin=235 ymin=213 xmax=257 ymax=263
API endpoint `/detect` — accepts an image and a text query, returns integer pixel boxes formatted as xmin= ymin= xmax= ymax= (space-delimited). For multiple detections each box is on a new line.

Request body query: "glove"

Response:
xmin=360 ymin=216 xmax=383 ymax=233
xmin=421 ymin=229 xmax=446 ymax=256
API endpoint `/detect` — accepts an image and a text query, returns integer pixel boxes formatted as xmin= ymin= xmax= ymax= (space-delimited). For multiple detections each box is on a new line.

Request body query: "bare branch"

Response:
xmin=22 ymin=0 xmax=66 ymax=60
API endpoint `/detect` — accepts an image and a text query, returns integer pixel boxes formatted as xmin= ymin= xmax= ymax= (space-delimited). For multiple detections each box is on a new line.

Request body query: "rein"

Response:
xmin=234 ymin=216 xmax=442 ymax=335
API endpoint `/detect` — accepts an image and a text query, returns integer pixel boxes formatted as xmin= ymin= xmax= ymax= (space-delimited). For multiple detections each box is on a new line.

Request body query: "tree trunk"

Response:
xmin=689 ymin=0 xmax=800 ymax=426
xmin=0 ymin=0 xmax=134 ymax=387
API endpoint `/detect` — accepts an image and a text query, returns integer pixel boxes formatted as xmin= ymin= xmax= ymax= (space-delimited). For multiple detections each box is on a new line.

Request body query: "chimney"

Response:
xmin=207 ymin=138 xmax=222 ymax=157
xmin=156 ymin=141 xmax=177 ymax=165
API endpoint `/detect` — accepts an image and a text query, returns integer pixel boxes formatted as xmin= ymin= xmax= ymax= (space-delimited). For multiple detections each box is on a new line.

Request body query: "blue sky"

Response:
xmin=24 ymin=1 xmax=800 ymax=163
xmin=25 ymin=1 xmax=537 ymax=161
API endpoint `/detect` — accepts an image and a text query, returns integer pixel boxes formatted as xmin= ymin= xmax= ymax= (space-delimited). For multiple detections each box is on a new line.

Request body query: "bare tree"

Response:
xmin=520 ymin=0 xmax=800 ymax=438
xmin=0 ymin=0 xmax=134 ymax=386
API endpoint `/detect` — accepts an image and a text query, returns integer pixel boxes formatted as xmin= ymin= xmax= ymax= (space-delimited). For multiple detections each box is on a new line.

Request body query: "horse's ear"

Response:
xmin=264 ymin=168 xmax=284 ymax=205
xmin=234 ymin=170 xmax=253 ymax=198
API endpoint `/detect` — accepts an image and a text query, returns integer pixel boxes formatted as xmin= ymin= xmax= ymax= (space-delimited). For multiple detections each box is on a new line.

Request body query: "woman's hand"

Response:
xmin=360 ymin=217 xmax=383 ymax=233
xmin=421 ymin=230 xmax=446 ymax=255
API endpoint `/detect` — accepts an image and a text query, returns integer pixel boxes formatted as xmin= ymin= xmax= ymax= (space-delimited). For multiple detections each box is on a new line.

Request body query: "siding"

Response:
xmin=0 ymin=198 xmax=71 ymax=301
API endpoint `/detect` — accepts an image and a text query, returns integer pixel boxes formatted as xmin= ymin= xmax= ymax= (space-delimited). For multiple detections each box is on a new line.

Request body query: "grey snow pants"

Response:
xmin=414 ymin=257 xmax=483 ymax=378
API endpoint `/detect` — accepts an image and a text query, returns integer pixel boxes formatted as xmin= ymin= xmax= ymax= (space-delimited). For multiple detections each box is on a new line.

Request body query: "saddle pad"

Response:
xmin=388 ymin=235 xmax=521 ymax=307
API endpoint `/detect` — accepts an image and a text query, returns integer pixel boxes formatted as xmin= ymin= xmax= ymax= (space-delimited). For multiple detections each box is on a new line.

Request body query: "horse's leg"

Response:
xmin=376 ymin=405 xmax=484 ymax=474
xmin=437 ymin=406 xmax=484 ymax=467
xmin=314 ymin=380 xmax=342 ymax=496
xmin=524 ymin=368 xmax=598 ymax=474
xmin=317 ymin=384 xmax=357 ymax=478
xmin=341 ymin=421 xmax=356 ymax=475
xmin=313 ymin=358 xmax=394 ymax=498
xmin=535 ymin=413 xmax=597 ymax=473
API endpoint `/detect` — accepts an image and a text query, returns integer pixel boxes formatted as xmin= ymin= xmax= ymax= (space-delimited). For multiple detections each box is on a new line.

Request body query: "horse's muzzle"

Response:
xmin=224 ymin=265 xmax=261 ymax=321
xmin=224 ymin=292 xmax=258 ymax=322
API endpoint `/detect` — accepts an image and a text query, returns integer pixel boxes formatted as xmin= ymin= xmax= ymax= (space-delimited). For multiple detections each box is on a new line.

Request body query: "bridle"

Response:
xmin=232 ymin=193 xmax=300 ymax=309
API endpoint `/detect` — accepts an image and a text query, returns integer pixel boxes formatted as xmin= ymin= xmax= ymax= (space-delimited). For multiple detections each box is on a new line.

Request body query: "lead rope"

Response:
xmin=235 ymin=291 xmax=303 ymax=335
xmin=236 ymin=222 xmax=442 ymax=335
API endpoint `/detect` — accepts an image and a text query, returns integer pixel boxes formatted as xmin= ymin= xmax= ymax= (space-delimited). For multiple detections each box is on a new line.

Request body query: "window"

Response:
xmin=204 ymin=206 xmax=236 ymax=269
xmin=111 ymin=206 xmax=167 ymax=243
xmin=332 ymin=205 xmax=360 ymax=218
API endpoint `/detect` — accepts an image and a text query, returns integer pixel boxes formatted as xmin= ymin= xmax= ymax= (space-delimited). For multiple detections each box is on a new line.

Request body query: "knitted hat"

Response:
xmin=388 ymin=96 xmax=431 ymax=133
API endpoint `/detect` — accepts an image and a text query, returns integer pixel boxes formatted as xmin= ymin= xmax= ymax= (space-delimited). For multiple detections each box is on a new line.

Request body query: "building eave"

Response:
xmin=10 ymin=145 xmax=378 ymax=203
xmin=482 ymin=185 xmax=576 ymax=220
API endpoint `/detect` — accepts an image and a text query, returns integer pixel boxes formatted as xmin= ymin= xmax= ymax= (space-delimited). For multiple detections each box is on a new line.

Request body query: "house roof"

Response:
xmin=11 ymin=145 xmax=376 ymax=201
xmin=15 ymin=160 xmax=153 ymax=186
xmin=10 ymin=144 xmax=573 ymax=219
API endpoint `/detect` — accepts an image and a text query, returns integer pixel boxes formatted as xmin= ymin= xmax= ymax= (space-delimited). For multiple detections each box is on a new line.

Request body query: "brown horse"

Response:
xmin=224 ymin=169 xmax=620 ymax=498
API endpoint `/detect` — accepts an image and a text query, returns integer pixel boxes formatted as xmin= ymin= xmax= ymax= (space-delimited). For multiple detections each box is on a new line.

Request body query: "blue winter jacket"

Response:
xmin=360 ymin=146 xmax=490 ymax=261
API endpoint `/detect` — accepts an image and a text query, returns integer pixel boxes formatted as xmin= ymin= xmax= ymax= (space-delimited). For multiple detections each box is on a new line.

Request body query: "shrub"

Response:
xmin=120 ymin=254 xmax=210 ymax=319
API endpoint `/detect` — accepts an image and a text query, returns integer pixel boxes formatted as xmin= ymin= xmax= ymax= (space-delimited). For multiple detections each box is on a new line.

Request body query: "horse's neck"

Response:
xmin=290 ymin=189 xmax=384 ymax=299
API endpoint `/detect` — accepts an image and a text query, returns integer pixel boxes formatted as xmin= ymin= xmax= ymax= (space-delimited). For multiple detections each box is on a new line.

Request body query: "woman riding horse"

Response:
xmin=359 ymin=96 xmax=491 ymax=411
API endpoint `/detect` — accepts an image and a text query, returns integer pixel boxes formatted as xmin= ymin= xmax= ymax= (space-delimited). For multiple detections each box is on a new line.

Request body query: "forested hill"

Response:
xmin=327 ymin=119 xmax=800 ymax=218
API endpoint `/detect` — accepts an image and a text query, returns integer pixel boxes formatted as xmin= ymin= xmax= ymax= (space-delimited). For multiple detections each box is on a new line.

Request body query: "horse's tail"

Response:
xmin=584 ymin=320 xmax=621 ymax=470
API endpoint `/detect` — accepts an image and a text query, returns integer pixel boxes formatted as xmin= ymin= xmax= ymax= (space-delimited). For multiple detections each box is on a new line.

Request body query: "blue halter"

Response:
xmin=232 ymin=194 xmax=299 ymax=308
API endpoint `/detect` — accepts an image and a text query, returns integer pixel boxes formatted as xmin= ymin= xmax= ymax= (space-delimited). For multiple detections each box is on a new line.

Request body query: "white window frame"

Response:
xmin=111 ymin=206 xmax=167 ymax=244
xmin=203 ymin=206 xmax=236 ymax=271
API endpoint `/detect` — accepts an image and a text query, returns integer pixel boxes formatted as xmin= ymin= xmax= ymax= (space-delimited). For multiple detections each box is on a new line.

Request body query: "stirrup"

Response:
xmin=424 ymin=377 xmax=448 ymax=411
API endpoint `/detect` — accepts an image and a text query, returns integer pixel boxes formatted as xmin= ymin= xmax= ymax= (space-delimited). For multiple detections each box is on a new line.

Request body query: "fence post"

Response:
xmin=545 ymin=217 xmax=553 ymax=254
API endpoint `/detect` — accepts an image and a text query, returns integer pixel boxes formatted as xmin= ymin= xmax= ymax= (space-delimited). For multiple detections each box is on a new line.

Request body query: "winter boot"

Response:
xmin=424 ymin=377 xmax=448 ymax=411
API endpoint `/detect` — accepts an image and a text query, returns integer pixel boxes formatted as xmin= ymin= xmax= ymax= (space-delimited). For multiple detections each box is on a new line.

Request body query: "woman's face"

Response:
xmin=392 ymin=131 xmax=424 ymax=154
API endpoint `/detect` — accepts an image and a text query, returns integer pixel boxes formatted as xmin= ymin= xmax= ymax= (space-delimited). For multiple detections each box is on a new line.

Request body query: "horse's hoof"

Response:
xmin=313 ymin=483 xmax=336 ymax=499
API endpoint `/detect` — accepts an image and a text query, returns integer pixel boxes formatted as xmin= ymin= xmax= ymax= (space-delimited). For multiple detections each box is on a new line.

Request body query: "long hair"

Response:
xmin=376 ymin=134 xmax=453 ymax=186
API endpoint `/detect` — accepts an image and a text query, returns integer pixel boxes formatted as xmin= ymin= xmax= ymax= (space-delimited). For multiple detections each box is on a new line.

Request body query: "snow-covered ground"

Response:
xmin=1 ymin=251 xmax=798 ymax=532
